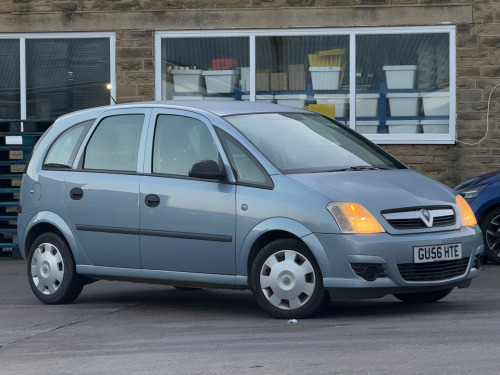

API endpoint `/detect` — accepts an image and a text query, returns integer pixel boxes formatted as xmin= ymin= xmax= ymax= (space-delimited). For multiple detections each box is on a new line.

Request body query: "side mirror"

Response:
xmin=189 ymin=160 xmax=226 ymax=180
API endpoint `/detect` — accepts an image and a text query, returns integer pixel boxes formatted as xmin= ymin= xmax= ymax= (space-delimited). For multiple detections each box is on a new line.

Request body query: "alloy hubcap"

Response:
xmin=260 ymin=250 xmax=316 ymax=310
xmin=31 ymin=243 xmax=64 ymax=295
xmin=486 ymin=215 xmax=500 ymax=258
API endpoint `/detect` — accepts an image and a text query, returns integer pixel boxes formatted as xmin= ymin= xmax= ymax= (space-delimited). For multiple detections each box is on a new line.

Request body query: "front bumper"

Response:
xmin=307 ymin=226 xmax=484 ymax=300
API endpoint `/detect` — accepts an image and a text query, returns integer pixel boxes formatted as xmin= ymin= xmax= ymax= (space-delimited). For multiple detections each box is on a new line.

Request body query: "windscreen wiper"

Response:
xmin=335 ymin=165 xmax=379 ymax=172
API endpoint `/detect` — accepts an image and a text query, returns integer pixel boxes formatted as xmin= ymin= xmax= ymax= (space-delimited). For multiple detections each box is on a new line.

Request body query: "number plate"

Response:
xmin=413 ymin=243 xmax=462 ymax=264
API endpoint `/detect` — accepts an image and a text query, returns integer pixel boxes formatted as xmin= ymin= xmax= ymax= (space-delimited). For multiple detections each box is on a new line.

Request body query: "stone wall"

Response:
xmin=0 ymin=0 xmax=499 ymax=187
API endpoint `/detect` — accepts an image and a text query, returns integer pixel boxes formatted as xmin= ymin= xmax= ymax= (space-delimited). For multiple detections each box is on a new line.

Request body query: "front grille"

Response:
xmin=398 ymin=258 xmax=469 ymax=281
xmin=382 ymin=207 xmax=455 ymax=230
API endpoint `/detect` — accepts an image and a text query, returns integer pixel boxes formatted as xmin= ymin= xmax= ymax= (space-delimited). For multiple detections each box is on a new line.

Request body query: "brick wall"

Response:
xmin=0 ymin=0 xmax=499 ymax=187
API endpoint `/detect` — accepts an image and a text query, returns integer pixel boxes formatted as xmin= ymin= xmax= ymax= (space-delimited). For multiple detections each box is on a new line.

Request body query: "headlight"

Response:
xmin=456 ymin=195 xmax=477 ymax=227
xmin=455 ymin=184 xmax=487 ymax=203
xmin=327 ymin=202 xmax=385 ymax=234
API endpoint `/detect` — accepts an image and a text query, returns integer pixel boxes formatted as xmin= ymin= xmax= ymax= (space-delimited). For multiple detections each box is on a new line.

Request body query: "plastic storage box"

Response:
xmin=421 ymin=120 xmax=449 ymax=134
xmin=242 ymin=95 xmax=276 ymax=103
xmin=421 ymin=91 xmax=450 ymax=116
xmin=275 ymin=94 xmax=308 ymax=108
xmin=387 ymin=120 xmax=421 ymax=134
xmin=171 ymin=69 xmax=204 ymax=93
xmin=202 ymin=70 xmax=240 ymax=93
xmin=309 ymin=67 xmax=342 ymax=90
xmin=356 ymin=94 xmax=379 ymax=117
xmin=387 ymin=93 xmax=420 ymax=116
xmin=383 ymin=65 xmax=417 ymax=89
xmin=355 ymin=121 xmax=379 ymax=134
xmin=314 ymin=94 xmax=348 ymax=117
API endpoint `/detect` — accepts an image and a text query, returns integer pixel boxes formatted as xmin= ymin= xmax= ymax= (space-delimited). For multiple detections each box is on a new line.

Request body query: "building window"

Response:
xmin=0 ymin=33 xmax=115 ymax=133
xmin=156 ymin=27 xmax=455 ymax=144
xmin=0 ymin=40 xmax=20 ymax=130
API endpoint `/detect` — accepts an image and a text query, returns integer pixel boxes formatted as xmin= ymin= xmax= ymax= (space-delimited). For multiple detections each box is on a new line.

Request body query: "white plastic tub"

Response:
xmin=383 ymin=65 xmax=417 ymax=89
xmin=242 ymin=95 xmax=276 ymax=103
xmin=276 ymin=94 xmax=308 ymax=108
xmin=314 ymin=94 xmax=348 ymax=117
xmin=421 ymin=119 xmax=449 ymax=134
xmin=355 ymin=120 xmax=379 ymax=134
xmin=309 ymin=67 xmax=342 ymax=90
xmin=387 ymin=93 xmax=420 ymax=116
xmin=171 ymin=69 xmax=204 ymax=93
xmin=172 ymin=95 xmax=204 ymax=101
xmin=421 ymin=91 xmax=450 ymax=116
xmin=356 ymin=94 xmax=379 ymax=117
xmin=387 ymin=120 xmax=421 ymax=134
xmin=202 ymin=70 xmax=240 ymax=93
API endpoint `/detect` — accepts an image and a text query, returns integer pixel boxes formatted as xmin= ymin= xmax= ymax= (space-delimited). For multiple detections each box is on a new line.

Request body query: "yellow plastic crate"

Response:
xmin=304 ymin=104 xmax=336 ymax=118
xmin=308 ymin=49 xmax=346 ymax=67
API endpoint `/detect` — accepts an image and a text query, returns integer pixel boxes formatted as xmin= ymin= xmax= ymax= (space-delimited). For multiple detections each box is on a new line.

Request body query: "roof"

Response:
xmin=75 ymin=100 xmax=308 ymax=117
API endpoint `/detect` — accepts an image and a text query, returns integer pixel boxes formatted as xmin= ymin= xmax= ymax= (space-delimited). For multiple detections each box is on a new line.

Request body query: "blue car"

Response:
xmin=456 ymin=172 xmax=500 ymax=264
xmin=18 ymin=101 xmax=483 ymax=318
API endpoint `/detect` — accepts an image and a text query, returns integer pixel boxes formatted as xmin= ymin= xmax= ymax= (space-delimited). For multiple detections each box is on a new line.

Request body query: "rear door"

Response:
xmin=139 ymin=109 xmax=236 ymax=274
xmin=64 ymin=108 xmax=151 ymax=268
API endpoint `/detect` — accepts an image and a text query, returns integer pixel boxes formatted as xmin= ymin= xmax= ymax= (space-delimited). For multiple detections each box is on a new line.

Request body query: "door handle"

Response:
xmin=70 ymin=187 xmax=84 ymax=200
xmin=145 ymin=194 xmax=160 ymax=208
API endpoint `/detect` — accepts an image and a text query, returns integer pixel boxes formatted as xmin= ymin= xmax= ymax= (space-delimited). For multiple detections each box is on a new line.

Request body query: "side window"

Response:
xmin=83 ymin=114 xmax=144 ymax=172
xmin=43 ymin=120 xmax=93 ymax=169
xmin=217 ymin=129 xmax=273 ymax=188
xmin=153 ymin=115 xmax=220 ymax=177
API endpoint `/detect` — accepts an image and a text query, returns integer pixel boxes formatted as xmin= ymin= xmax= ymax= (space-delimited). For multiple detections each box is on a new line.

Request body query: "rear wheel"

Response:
xmin=393 ymin=287 xmax=453 ymax=303
xmin=251 ymin=239 xmax=326 ymax=319
xmin=480 ymin=208 xmax=500 ymax=264
xmin=27 ymin=232 xmax=84 ymax=304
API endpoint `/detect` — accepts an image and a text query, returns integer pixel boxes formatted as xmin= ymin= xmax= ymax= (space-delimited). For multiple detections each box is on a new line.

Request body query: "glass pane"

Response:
xmin=84 ymin=115 xmax=144 ymax=172
xmin=26 ymin=38 xmax=111 ymax=132
xmin=153 ymin=115 xmax=220 ymax=176
xmin=355 ymin=34 xmax=450 ymax=135
xmin=0 ymin=40 xmax=20 ymax=131
xmin=256 ymin=35 xmax=349 ymax=117
xmin=226 ymin=113 xmax=402 ymax=174
xmin=220 ymin=132 xmax=271 ymax=187
xmin=161 ymin=38 xmax=249 ymax=101
xmin=44 ymin=123 xmax=86 ymax=168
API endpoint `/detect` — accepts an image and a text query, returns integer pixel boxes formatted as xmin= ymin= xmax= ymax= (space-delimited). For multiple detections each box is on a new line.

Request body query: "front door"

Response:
xmin=139 ymin=111 xmax=236 ymax=275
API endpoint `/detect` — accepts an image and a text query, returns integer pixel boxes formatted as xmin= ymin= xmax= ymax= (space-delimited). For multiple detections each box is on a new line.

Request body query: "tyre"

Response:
xmin=480 ymin=208 xmax=500 ymax=264
xmin=27 ymin=232 xmax=84 ymax=304
xmin=393 ymin=287 xmax=453 ymax=303
xmin=251 ymin=239 xmax=326 ymax=319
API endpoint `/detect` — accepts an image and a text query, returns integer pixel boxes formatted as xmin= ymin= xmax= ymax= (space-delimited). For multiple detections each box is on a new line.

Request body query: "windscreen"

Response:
xmin=225 ymin=113 xmax=405 ymax=174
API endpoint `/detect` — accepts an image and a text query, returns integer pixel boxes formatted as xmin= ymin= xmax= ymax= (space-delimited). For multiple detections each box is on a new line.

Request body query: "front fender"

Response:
xmin=237 ymin=217 xmax=333 ymax=279
xmin=20 ymin=211 xmax=90 ymax=265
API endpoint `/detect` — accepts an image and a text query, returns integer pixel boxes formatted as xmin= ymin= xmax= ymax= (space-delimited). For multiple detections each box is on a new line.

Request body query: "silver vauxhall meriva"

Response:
xmin=18 ymin=101 xmax=483 ymax=318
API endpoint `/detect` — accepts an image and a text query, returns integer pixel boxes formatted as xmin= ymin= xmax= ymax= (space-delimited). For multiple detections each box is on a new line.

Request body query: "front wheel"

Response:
xmin=27 ymin=232 xmax=84 ymax=304
xmin=393 ymin=287 xmax=453 ymax=303
xmin=251 ymin=239 xmax=326 ymax=319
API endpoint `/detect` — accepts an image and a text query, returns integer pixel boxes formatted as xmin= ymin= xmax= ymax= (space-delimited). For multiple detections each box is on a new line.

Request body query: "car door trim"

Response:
xmin=76 ymin=225 xmax=232 ymax=243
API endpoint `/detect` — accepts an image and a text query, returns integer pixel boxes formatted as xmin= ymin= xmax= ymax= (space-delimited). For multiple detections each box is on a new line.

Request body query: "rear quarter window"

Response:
xmin=43 ymin=119 xmax=94 ymax=169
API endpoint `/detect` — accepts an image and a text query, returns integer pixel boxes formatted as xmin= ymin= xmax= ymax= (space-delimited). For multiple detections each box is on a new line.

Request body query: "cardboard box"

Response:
xmin=271 ymin=72 xmax=288 ymax=91
xmin=212 ymin=58 xmax=237 ymax=70
xmin=288 ymin=64 xmax=306 ymax=91
xmin=256 ymin=72 xmax=270 ymax=91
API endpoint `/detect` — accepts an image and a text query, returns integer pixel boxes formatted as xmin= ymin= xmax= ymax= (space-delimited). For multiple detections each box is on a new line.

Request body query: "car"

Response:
xmin=455 ymin=171 xmax=500 ymax=264
xmin=18 ymin=101 xmax=483 ymax=319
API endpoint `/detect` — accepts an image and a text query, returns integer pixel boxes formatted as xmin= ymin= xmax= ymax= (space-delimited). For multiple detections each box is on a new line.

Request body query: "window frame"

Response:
xmin=155 ymin=26 xmax=456 ymax=145
xmin=0 ymin=32 xmax=116 ymax=131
